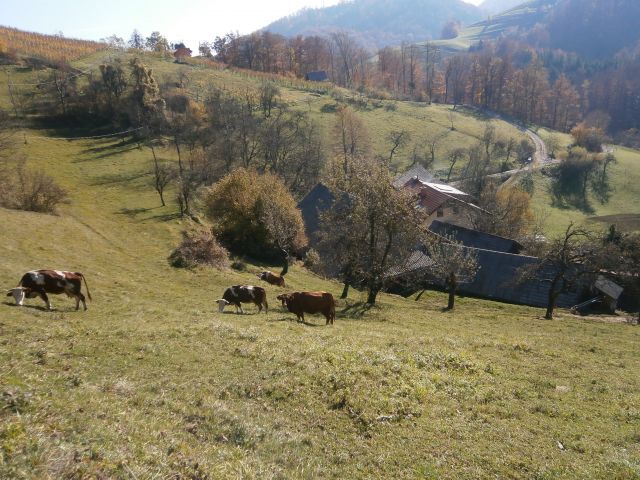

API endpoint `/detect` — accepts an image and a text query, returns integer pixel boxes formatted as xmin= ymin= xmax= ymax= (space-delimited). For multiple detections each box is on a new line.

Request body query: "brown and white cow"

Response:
xmin=257 ymin=271 xmax=285 ymax=287
xmin=217 ymin=285 xmax=268 ymax=314
xmin=7 ymin=269 xmax=92 ymax=311
xmin=277 ymin=291 xmax=335 ymax=325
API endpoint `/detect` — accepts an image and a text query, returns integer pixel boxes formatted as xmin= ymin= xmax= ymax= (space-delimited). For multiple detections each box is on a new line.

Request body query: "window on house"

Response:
xmin=437 ymin=208 xmax=444 ymax=217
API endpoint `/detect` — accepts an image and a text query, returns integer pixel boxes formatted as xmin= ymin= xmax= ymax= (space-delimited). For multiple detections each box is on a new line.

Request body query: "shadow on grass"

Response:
xmin=147 ymin=211 xmax=182 ymax=223
xmin=2 ymin=302 xmax=81 ymax=312
xmin=116 ymin=207 xmax=153 ymax=218
xmin=267 ymin=312 xmax=325 ymax=326
xmin=339 ymin=301 xmax=376 ymax=319
xmin=90 ymin=170 xmax=150 ymax=186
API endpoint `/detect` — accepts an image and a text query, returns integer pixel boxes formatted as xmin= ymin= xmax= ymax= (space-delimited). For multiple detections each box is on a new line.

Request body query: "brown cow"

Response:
xmin=217 ymin=285 xmax=268 ymax=314
xmin=7 ymin=269 xmax=92 ymax=311
xmin=257 ymin=271 xmax=285 ymax=287
xmin=277 ymin=291 xmax=335 ymax=325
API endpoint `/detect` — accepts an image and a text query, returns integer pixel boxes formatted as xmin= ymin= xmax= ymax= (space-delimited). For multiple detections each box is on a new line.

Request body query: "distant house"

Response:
xmin=305 ymin=71 xmax=329 ymax=82
xmin=403 ymin=178 xmax=485 ymax=228
xmin=297 ymin=183 xmax=334 ymax=246
xmin=429 ymin=220 xmax=524 ymax=254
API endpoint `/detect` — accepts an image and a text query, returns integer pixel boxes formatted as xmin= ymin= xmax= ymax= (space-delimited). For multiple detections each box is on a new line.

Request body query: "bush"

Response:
xmin=0 ymin=161 xmax=69 ymax=214
xmin=304 ymin=248 xmax=321 ymax=270
xmin=169 ymin=228 xmax=230 ymax=269
xmin=203 ymin=169 xmax=307 ymax=259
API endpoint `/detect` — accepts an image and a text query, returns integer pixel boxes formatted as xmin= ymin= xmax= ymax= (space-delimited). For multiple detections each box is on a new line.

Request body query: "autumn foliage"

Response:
xmin=203 ymin=169 xmax=307 ymax=259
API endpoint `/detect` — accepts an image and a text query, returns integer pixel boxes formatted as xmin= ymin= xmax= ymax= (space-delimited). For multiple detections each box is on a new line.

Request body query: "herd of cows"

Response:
xmin=6 ymin=269 xmax=337 ymax=325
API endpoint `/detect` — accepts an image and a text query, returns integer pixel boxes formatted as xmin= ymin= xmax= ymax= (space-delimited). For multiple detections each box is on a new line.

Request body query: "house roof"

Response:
xmin=429 ymin=220 xmax=524 ymax=254
xmin=393 ymin=164 xmax=435 ymax=188
xmin=390 ymin=246 xmax=585 ymax=309
xmin=305 ymin=71 xmax=329 ymax=82
xmin=594 ymin=275 xmax=624 ymax=300
xmin=403 ymin=178 xmax=482 ymax=216
xmin=297 ymin=183 xmax=334 ymax=244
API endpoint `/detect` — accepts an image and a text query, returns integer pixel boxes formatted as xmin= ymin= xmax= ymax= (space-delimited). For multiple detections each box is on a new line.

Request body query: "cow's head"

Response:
xmin=257 ymin=272 xmax=267 ymax=280
xmin=6 ymin=287 xmax=27 ymax=306
xmin=276 ymin=293 xmax=291 ymax=307
xmin=216 ymin=299 xmax=230 ymax=312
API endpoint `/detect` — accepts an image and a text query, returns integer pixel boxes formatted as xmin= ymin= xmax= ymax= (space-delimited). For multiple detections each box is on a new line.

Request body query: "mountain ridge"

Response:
xmin=263 ymin=0 xmax=483 ymax=50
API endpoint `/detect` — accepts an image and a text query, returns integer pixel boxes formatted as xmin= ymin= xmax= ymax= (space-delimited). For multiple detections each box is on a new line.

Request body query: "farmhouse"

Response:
xmin=402 ymin=177 xmax=484 ymax=228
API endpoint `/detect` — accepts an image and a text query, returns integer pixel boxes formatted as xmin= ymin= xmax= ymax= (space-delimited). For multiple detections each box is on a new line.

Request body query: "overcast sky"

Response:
xmin=2 ymin=0 xmax=483 ymax=51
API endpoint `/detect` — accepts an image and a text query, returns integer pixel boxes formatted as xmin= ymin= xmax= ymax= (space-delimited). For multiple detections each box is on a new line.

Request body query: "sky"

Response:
xmin=2 ymin=0 xmax=483 ymax=51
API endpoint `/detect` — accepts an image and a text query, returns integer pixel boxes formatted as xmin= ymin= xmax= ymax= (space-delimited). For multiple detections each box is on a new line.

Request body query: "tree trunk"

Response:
xmin=447 ymin=288 xmax=456 ymax=310
xmin=446 ymin=273 xmax=457 ymax=310
xmin=367 ymin=288 xmax=379 ymax=305
xmin=545 ymin=277 xmax=561 ymax=319
xmin=341 ymin=281 xmax=350 ymax=299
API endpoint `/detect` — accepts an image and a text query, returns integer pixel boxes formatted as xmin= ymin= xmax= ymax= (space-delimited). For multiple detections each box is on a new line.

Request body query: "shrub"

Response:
xmin=169 ymin=228 xmax=230 ymax=269
xmin=0 ymin=160 xmax=69 ymax=214
xmin=203 ymin=169 xmax=307 ymax=259
xmin=304 ymin=248 xmax=321 ymax=270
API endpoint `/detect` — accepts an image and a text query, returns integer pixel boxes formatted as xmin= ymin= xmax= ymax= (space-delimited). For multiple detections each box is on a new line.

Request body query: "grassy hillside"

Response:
xmin=430 ymin=0 xmax=554 ymax=54
xmin=507 ymin=128 xmax=640 ymax=235
xmin=2 ymin=50 xmax=528 ymax=180
xmin=1 ymin=131 xmax=639 ymax=478
xmin=0 ymin=50 xmax=639 ymax=476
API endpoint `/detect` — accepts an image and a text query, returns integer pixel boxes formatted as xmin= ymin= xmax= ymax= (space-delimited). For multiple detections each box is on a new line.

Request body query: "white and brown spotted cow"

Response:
xmin=217 ymin=285 xmax=268 ymax=314
xmin=7 ymin=270 xmax=92 ymax=311
xmin=257 ymin=271 xmax=285 ymax=287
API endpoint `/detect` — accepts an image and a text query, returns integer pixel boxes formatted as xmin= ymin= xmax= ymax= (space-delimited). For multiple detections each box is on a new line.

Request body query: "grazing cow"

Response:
xmin=7 ymin=269 xmax=92 ymax=311
xmin=277 ymin=291 xmax=335 ymax=325
xmin=257 ymin=271 xmax=285 ymax=287
xmin=217 ymin=285 xmax=268 ymax=314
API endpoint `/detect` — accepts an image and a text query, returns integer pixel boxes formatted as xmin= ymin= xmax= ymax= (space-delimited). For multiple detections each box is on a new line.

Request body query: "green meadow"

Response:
xmin=1 ymin=53 xmax=639 ymax=479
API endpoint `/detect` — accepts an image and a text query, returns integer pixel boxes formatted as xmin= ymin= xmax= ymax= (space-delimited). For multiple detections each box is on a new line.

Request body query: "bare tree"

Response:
xmin=387 ymin=129 xmax=410 ymax=163
xmin=320 ymin=156 xmax=425 ymax=304
xmin=421 ymin=235 xmax=479 ymax=310
xmin=149 ymin=143 xmax=175 ymax=207
xmin=517 ymin=223 xmax=602 ymax=319
xmin=446 ymin=147 xmax=466 ymax=182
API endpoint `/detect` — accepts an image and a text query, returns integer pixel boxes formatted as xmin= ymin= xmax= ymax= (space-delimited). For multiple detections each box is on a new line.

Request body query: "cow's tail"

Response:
xmin=78 ymin=273 xmax=92 ymax=301
xmin=330 ymin=299 xmax=336 ymax=323
xmin=264 ymin=297 xmax=269 ymax=314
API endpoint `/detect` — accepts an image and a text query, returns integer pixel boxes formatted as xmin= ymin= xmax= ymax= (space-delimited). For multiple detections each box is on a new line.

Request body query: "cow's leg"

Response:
xmin=256 ymin=301 xmax=262 ymax=313
xmin=76 ymin=292 xmax=87 ymax=311
xmin=39 ymin=291 xmax=52 ymax=310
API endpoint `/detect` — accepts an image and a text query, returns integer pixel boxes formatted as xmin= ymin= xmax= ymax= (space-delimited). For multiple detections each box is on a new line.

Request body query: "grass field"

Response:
xmin=1 ymin=123 xmax=639 ymax=478
xmin=429 ymin=0 xmax=550 ymax=55
xmin=1 ymin=51 xmax=639 ymax=478
xmin=526 ymin=145 xmax=640 ymax=236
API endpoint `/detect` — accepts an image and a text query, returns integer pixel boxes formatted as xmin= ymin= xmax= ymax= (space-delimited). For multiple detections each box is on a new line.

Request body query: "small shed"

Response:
xmin=594 ymin=275 xmax=624 ymax=311
xmin=305 ymin=71 xmax=329 ymax=82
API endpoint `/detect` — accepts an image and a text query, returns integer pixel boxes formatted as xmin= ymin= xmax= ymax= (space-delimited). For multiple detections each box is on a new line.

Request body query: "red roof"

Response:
xmin=403 ymin=179 xmax=476 ymax=215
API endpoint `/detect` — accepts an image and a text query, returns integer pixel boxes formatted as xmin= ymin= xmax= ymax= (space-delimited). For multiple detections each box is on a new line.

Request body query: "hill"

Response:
xmin=431 ymin=0 xmax=556 ymax=54
xmin=0 ymin=25 xmax=106 ymax=64
xmin=263 ymin=0 xmax=483 ymax=50
xmin=434 ymin=0 xmax=640 ymax=59
xmin=1 ymin=111 xmax=639 ymax=480
xmin=1 ymin=43 xmax=639 ymax=479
